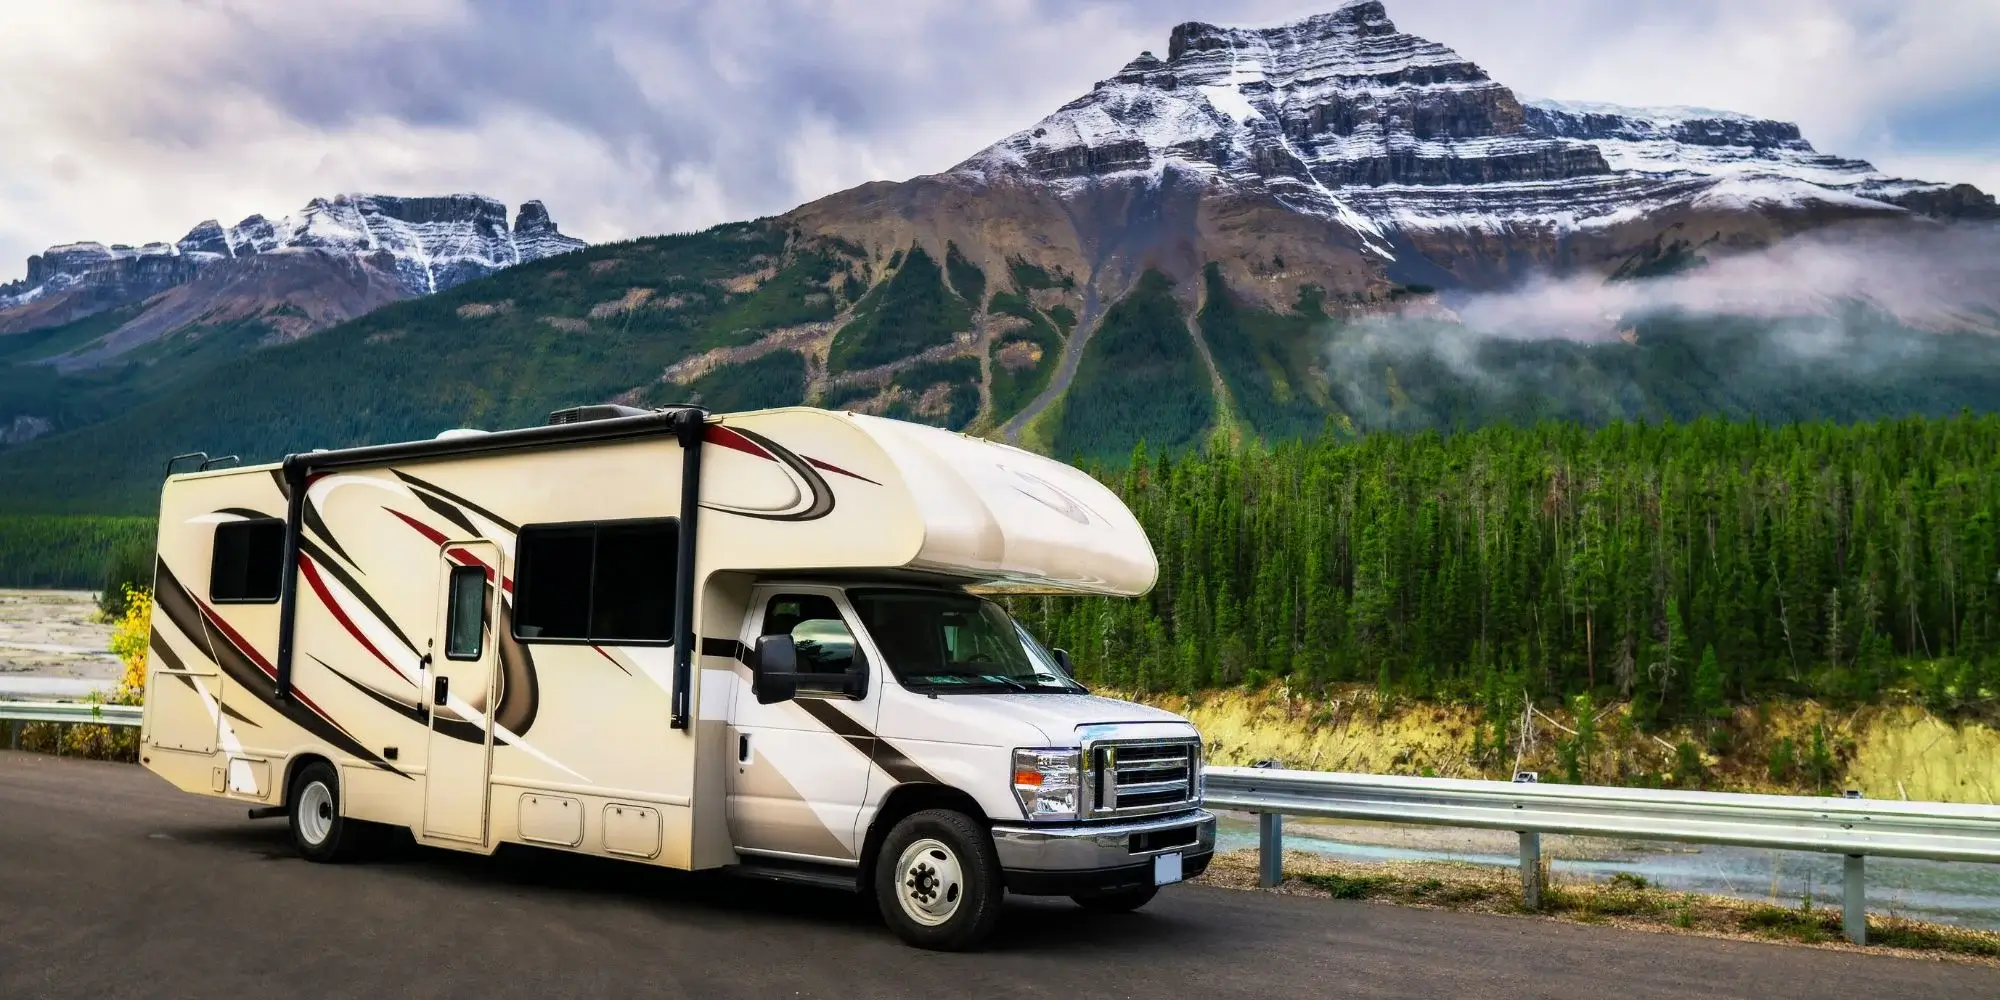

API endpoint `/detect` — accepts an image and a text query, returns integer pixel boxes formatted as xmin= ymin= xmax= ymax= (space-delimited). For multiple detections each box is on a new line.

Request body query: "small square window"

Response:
xmin=210 ymin=519 xmax=285 ymax=603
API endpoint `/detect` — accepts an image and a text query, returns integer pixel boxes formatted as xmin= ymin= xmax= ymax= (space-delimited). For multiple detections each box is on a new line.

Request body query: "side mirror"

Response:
xmin=753 ymin=634 xmax=799 ymax=705
xmin=1052 ymin=647 xmax=1074 ymax=675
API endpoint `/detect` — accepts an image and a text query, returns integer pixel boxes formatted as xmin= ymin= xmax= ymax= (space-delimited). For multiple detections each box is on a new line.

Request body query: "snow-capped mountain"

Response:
xmin=1520 ymin=100 xmax=1996 ymax=218
xmin=793 ymin=1 xmax=1991 ymax=313
xmin=0 ymin=194 xmax=584 ymax=335
xmin=959 ymin=2 xmax=1986 ymax=247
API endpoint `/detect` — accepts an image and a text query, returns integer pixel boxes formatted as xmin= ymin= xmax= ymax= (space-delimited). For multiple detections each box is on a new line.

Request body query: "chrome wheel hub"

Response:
xmin=895 ymin=838 xmax=964 ymax=927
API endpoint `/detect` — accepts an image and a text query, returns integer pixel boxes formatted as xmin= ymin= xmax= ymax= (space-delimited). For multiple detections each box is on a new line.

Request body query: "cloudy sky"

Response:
xmin=1 ymin=0 xmax=1995 ymax=272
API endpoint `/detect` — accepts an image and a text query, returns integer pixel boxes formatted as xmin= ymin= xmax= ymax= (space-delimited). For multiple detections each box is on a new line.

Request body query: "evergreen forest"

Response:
xmin=1008 ymin=413 xmax=2000 ymax=724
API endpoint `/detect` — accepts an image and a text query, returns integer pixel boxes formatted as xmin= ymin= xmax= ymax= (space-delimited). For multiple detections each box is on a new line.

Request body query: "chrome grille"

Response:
xmin=1084 ymin=738 xmax=1200 ymax=819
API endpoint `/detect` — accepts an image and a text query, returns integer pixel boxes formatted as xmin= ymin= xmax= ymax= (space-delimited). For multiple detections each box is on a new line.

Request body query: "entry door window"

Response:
xmin=445 ymin=566 xmax=488 ymax=660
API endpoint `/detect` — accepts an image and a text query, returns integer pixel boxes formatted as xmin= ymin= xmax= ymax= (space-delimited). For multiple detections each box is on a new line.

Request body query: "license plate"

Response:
xmin=1153 ymin=851 xmax=1184 ymax=886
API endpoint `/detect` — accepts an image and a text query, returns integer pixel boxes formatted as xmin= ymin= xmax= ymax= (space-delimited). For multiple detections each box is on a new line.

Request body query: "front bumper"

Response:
xmin=990 ymin=809 xmax=1216 ymax=896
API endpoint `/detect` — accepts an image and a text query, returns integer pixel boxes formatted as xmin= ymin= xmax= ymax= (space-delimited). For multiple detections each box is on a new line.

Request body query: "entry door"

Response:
xmin=423 ymin=541 xmax=501 ymax=843
xmin=727 ymin=586 xmax=879 ymax=863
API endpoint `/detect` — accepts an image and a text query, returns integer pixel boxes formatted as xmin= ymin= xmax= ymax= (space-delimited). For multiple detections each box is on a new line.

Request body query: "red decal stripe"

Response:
xmin=195 ymin=601 xmax=276 ymax=680
xmin=394 ymin=508 xmax=514 ymax=593
xmin=191 ymin=594 xmax=353 ymax=745
xmin=386 ymin=507 xmax=449 ymax=545
xmin=447 ymin=546 xmax=513 ymax=594
xmin=806 ymin=456 xmax=880 ymax=485
xmin=703 ymin=424 xmax=773 ymax=460
xmin=298 ymin=555 xmax=404 ymax=681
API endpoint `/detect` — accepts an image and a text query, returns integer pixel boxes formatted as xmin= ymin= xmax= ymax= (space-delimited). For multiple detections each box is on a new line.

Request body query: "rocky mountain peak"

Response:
xmin=953 ymin=2 xmax=1990 ymax=267
xmin=1 ymin=193 xmax=587 ymax=345
xmin=513 ymin=199 xmax=556 ymax=234
xmin=3 ymin=193 xmax=585 ymax=320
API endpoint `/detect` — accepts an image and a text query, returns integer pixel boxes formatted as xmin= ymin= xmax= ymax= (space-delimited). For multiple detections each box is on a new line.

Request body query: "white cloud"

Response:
xmin=0 ymin=0 xmax=1993 ymax=277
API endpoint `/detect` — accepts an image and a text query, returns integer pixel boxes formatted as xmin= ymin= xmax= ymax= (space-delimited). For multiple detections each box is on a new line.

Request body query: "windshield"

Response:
xmin=847 ymin=589 xmax=1086 ymax=694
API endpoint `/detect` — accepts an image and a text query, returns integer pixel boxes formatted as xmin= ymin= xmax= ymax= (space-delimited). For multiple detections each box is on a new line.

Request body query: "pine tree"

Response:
xmin=1692 ymin=644 xmax=1726 ymax=723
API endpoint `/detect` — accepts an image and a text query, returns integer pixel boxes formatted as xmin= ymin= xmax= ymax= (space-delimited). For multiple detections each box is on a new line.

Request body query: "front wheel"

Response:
xmin=874 ymin=809 xmax=1004 ymax=951
xmin=1072 ymin=884 xmax=1159 ymax=913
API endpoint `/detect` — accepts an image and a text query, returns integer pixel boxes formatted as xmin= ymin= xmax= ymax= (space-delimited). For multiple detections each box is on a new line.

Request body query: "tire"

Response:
xmin=1071 ymin=884 xmax=1159 ymax=913
xmin=873 ymin=809 xmax=1004 ymax=951
xmin=287 ymin=760 xmax=369 ymax=863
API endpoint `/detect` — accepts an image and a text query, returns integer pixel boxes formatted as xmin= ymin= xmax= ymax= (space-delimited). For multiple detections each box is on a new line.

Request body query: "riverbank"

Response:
xmin=0 ymin=590 xmax=119 ymax=697
xmin=1133 ymin=684 xmax=2000 ymax=803
xmin=1196 ymin=848 xmax=2000 ymax=965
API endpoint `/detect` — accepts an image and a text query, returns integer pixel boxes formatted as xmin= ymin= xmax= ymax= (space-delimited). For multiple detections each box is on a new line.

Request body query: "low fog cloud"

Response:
xmin=1450 ymin=224 xmax=2000 ymax=340
xmin=1325 ymin=223 xmax=2000 ymax=424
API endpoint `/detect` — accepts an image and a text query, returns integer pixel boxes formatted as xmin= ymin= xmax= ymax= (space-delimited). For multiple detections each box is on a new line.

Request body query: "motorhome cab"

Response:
xmin=139 ymin=405 xmax=1214 ymax=950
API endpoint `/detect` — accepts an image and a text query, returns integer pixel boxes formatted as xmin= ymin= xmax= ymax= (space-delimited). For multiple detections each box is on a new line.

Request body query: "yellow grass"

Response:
xmin=1131 ymin=683 xmax=2000 ymax=802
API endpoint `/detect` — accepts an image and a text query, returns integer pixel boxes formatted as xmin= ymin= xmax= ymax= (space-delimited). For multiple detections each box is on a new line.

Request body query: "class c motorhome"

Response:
xmin=140 ymin=404 xmax=1214 ymax=950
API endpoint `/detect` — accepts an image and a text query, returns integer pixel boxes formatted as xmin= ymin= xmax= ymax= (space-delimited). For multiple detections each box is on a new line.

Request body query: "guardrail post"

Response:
xmin=1258 ymin=812 xmax=1284 ymax=887
xmin=1843 ymin=854 xmax=1866 ymax=945
xmin=1519 ymin=832 xmax=1542 ymax=909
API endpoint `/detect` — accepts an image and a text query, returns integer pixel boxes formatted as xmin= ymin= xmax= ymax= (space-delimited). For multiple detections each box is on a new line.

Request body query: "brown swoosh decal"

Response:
xmin=297 ymin=535 xmax=420 ymax=657
xmin=493 ymin=601 xmax=540 ymax=734
xmin=391 ymin=469 xmax=520 ymax=533
xmin=707 ymin=425 xmax=836 ymax=522
xmin=149 ymin=627 xmax=186 ymax=674
xmin=154 ymin=559 xmax=409 ymax=778
xmin=791 ymin=699 xmax=939 ymax=785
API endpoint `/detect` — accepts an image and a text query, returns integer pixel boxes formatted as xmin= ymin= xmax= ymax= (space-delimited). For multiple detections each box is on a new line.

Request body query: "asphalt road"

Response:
xmin=3 ymin=751 xmax=1992 ymax=999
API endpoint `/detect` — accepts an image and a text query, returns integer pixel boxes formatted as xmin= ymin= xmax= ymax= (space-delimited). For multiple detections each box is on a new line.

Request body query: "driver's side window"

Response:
xmin=762 ymin=594 xmax=861 ymax=678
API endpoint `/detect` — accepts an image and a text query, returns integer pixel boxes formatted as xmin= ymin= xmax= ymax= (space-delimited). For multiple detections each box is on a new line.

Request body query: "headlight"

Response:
xmin=1011 ymin=748 xmax=1080 ymax=821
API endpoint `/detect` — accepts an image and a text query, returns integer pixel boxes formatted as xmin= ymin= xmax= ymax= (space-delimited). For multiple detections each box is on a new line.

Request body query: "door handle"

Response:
xmin=738 ymin=733 xmax=751 ymax=762
xmin=434 ymin=676 xmax=450 ymax=705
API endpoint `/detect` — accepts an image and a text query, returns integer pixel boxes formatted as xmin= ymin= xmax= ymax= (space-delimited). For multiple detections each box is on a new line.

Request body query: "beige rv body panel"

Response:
xmin=139 ymin=407 xmax=1158 ymax=871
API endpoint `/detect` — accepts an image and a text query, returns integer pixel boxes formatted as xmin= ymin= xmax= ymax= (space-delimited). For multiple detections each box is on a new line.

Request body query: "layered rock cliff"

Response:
xmin=790 ymin=1 xmax=1990 ymax=311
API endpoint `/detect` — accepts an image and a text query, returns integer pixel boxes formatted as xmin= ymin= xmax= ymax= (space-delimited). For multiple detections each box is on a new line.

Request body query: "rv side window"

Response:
xmin=514 ymin=518 xmax=678 ymax=644
xmin=209 ymin=519 xmax=285 ymax=603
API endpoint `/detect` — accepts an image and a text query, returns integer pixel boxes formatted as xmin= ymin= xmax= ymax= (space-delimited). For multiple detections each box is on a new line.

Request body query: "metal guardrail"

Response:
xmin=0 ymin=700 xmax=143 ymax=727
xmin=0 ymin=700 xmax=143 ymax=753
xmin=1206 ymin=764 xmax=2000 ymax=946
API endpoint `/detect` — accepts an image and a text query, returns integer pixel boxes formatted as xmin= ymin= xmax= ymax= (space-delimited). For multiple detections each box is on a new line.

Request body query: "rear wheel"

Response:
xmin=288 ymin=760 xmax=369 ymax=863
xmin=873 ymin=809 xmax=1004 ymax=951
xmin=1071 ymin=884 xmax=1158 ymax=913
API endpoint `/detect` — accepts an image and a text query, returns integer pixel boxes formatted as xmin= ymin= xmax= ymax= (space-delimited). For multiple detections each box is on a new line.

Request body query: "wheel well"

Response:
xmin=279 ymin=752 xmax=332 ymax=806
xmin=859 ymin=783 xmax=989 ymax=885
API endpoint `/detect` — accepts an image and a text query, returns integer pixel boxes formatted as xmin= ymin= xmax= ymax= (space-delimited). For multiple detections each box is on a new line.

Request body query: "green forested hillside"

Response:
xmin=0 ymin=221 xmax=860 ymax=513
xmin=1053 ymin=269 xmax=1214 ymax=458
xmin=0 ymin=515 xmax=155 ymax=589
xmin=8 ymin=209 xmax=2000 ymax=518
xmin=1199 ymin=264 xmax=1333 ymax=442
xmin=1012 ymin=414 xmax=2000 ymax=728
xmin=986 ymin=289 xmax=1067 ymax=422
xmin=826 ymin=245 xmax=971 ymax=372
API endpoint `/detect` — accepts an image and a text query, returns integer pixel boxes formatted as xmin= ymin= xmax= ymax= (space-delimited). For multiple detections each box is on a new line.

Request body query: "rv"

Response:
xmin=139 ymin=405 xmax=1214 ymax=950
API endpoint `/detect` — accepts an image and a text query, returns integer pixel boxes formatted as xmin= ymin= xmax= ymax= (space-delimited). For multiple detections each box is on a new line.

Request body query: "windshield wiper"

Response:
xmin=975 ymin=674 xmax=1035 ymax=692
